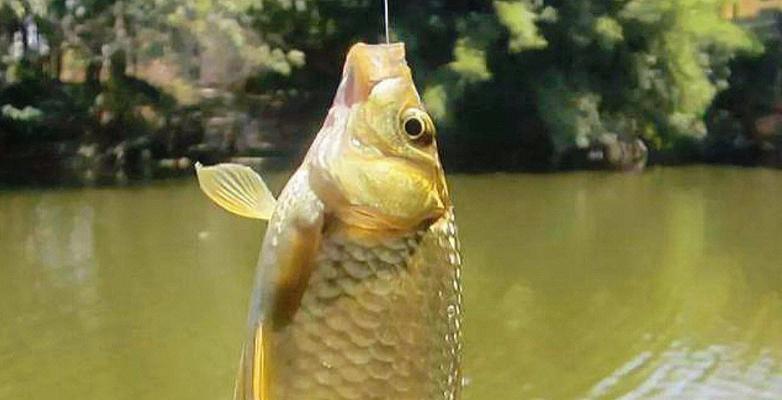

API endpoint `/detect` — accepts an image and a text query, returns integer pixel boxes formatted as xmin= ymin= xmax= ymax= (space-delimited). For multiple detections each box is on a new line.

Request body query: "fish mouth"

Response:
xmin=334 ymin=42 xmax=411 ymax=108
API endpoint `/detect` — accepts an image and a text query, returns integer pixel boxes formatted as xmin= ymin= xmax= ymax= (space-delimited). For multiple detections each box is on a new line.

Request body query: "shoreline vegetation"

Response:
xmin=3 ymin=1 xmax=782 ymax=186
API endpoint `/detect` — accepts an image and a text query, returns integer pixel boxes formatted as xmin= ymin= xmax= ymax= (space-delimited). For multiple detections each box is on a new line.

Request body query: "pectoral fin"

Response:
xmin=230 ymin=171 xmax=325 ymax=399
xmin=234 ymin=322 xmax=269 ymax=400
xmin=233 ymin=218 xmax=322 ymax=400
xmin=195 ymin=163 xmax=276 ymax=220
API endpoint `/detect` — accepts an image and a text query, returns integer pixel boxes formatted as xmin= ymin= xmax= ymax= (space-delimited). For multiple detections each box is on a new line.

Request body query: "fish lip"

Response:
xmin=348 ymin=42 xmax=407 ymax=61
xmin=335 ymin=42 xmax=411 ymax=108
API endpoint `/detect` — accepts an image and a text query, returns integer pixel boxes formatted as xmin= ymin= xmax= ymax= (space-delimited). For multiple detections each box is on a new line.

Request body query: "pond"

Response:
xmin=1 ymin=166 xmax=781 ymax=399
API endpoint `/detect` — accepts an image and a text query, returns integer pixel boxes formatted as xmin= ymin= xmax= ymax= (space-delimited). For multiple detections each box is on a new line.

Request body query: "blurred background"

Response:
xmin=4 ymin=0 xmax=782 ymax=182
xmin=2 ymin=1 xmax=782 ymax=399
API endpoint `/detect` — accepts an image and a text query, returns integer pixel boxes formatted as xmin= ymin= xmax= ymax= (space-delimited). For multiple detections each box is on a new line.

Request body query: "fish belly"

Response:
xmin=270 ymin=215 xmax=463 ymax=400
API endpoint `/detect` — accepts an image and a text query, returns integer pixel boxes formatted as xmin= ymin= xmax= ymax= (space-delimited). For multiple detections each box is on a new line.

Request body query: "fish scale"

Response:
xmin=271 ymin=218 xmax=462 ymax=400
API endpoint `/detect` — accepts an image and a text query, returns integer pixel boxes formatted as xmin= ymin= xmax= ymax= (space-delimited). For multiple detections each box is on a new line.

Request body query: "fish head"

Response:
xmin=307 ymin=42 xmax=449 ymax=231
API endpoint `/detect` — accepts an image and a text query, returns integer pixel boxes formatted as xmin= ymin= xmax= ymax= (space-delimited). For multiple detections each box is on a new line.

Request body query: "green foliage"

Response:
xmin=593 ymin=16 xmax=623 ymax=49
xmin=536 ymin=71 xmax=604 ymax=150
xmin=494 ymin=0 xmax=548 ymax=52
xmin=0 ymin=0 xmax=775 ymax=174
xmin=1 ymin=104 xmax=43 ymax=121
xmin=419 ymin=10 xmax=497 ymax=121
xmin=451 ymin=37 xmax=494 ymax=82
xmin=618 ymin=0 xmax=760 ymax=143
xmin=421 ymin=0 xmax=759 ymax=166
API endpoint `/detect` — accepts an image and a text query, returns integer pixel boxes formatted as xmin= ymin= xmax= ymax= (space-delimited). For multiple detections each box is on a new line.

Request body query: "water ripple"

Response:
xmin=586 ymin=342 xmax=782 ymax=400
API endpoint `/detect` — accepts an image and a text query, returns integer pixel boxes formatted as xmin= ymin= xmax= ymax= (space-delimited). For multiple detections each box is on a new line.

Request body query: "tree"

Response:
xmin=419 ymin=0 xmax=759 ymax=169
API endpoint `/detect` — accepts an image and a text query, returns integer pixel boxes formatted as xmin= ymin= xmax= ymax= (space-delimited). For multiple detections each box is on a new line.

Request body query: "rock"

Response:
xmin=560 ymin=134 xmax=648 ymax=171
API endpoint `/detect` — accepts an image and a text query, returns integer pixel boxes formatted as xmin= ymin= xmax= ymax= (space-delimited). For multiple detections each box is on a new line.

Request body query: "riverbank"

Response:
xmin=5 ymin=115 xmax=782 ymax=188
xmin=4 ymin=139 xmax=782 ymax=188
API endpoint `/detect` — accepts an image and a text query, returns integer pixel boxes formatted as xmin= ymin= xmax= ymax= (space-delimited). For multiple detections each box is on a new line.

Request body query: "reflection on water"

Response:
xmin=1 ymin=167 xmax=781 ymax=399
xmin=587 ymin=342 xmax=782 ymax=399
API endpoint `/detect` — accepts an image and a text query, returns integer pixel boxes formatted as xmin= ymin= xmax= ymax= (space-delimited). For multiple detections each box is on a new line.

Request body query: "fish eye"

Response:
xmin=404 ymin=117 xmax=424 ymax=138
xmin=400 ymin=108 xmax=434 ymax=143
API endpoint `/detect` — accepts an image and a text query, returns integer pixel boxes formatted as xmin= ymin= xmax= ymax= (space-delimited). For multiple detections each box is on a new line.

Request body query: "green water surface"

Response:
xmin=1 ymin=167 xmax=781 ymax=399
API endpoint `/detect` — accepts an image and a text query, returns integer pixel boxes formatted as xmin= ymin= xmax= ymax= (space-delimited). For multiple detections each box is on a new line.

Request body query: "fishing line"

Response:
xmin=384 ymin=0 xmax=390 ymax=44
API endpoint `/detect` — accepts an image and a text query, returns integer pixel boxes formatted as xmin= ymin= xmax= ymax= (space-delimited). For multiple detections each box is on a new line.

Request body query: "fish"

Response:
xmin=195 ymin=42 xmax=463 ymax=400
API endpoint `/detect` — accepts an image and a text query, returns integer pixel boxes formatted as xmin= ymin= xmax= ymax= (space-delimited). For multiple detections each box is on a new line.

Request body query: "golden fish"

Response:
xmin=196 ymin=42 xmax=463 ymax=400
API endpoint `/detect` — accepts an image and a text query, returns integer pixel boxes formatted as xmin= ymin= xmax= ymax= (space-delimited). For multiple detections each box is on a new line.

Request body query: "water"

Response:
xmin=1 ymin=166 xmax=781 ymax=399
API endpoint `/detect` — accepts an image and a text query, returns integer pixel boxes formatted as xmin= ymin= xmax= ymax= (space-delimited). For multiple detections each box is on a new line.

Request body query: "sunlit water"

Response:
xmin=1 ymin=166 xmax=781 ymax=399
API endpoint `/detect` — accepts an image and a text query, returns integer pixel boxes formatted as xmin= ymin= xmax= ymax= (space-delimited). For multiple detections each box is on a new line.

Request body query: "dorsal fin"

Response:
xmin=195 ymin=163 xmax=276 ymax=220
